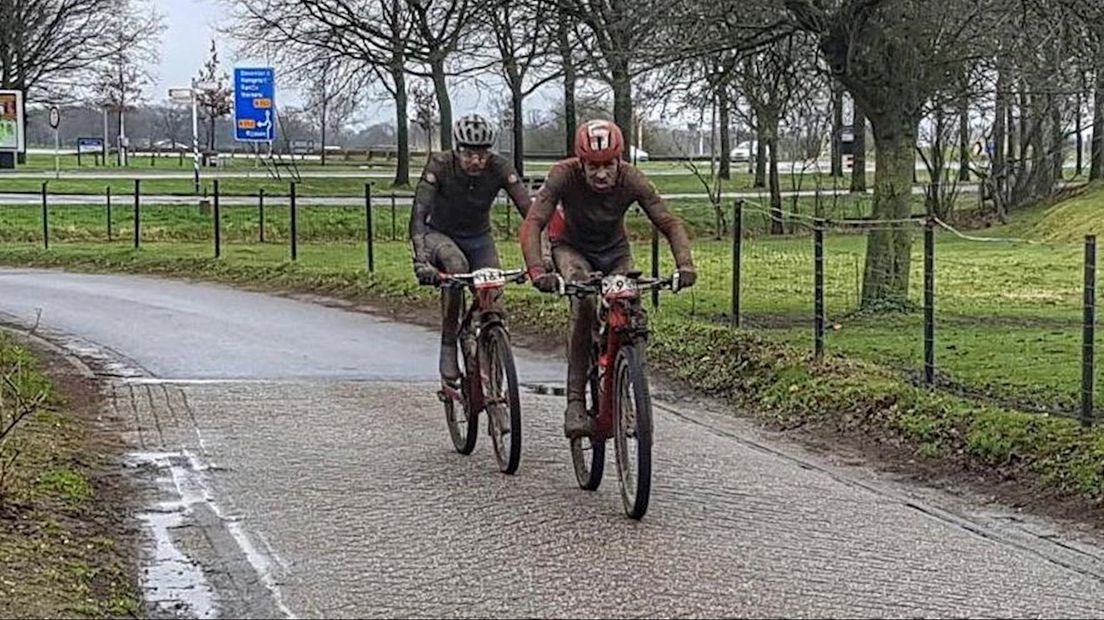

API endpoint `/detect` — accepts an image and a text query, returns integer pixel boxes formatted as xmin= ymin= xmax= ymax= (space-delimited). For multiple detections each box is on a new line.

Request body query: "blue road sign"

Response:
xmin=234 ymin=67 xmax=276 ymax=142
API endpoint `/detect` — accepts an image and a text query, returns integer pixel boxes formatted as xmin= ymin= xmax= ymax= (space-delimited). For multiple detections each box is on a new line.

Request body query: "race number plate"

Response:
xmin=601 ymin=274 xmax=639 ymax=299
xmin=471 ymin=268 xmax=506 ymax=289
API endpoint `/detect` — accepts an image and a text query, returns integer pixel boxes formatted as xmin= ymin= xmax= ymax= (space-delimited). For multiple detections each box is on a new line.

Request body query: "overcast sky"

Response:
xmin=148 ymin=0 xmax=570 ymax=129
xmin=151 ymin=0 xmax=229 ymax=99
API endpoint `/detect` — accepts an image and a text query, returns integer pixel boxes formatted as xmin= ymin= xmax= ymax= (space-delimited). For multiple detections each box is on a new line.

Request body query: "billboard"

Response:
xmin=78 ymin=137 xmax=105 ymax=154
xmin=0 ymin=90 xmax=24 ymax=152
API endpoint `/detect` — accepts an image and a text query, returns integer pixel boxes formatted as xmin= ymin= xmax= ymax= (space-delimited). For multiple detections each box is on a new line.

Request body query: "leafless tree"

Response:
xmin=0 ymin=358 xmax=49 ymax=504
xmin=410 ymin=79 xmax=437 ymax=154
xmin=299 ymin=54 xmax=366 ymax=164
xmin=194 ymin=40 xmax=233 ymax=152
xmin=482 ymin=0 xmax=561 ymax=174
xmin=733 ymin=33 xmax=819 ymax=234
xmin=88 ymin=0 xmax=164 ymax=164
xmin=0 ymin=0 xmax=160 ymax=161
xmin=401 ymin=0 xmax=487 ymax=151
xmin=226 ymin=0 xmax=415 ymax=185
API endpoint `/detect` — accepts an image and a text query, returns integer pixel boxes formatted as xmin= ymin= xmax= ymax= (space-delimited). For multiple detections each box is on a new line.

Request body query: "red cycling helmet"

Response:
xmin=574 ymin=120 xmax=624 ymax=163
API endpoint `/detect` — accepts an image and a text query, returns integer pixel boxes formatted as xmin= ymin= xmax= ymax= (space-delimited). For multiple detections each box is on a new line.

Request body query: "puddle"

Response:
xmin=129 ymin=451 xmax=217 ymax=619
xmin=126 ymin=450 xmax=295 ymax=619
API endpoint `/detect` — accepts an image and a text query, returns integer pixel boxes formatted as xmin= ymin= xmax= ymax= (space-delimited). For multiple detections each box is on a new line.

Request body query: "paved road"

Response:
xmin=2 ymin=268 xmax=1104 ymax=618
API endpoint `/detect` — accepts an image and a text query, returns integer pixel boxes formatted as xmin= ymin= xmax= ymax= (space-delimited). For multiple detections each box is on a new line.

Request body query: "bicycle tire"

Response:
xmin=570 ymin=344 xmax=605 ymax=490
xmin=444 ymin=332 xmax=479 ymax=455
xmin=481 ymin=324 xmax=523 ymax=475
xmin=613 ymin=343 xmax=653 ymax=520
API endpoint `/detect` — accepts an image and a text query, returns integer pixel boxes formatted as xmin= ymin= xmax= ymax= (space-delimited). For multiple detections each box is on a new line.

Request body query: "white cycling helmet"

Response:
xmin=453 ymin=114 xmax=496 ymax=149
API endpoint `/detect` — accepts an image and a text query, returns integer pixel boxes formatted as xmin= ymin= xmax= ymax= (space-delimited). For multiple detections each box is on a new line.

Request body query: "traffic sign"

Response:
xmin=77 ymin=137 xmax=104 ymax=154
xmin=49 ymin=106 xmax=60 ymax=129
xmin=234 ymin=67 xmax=276 ymax=142
xmin=169 ymin=88 xmax=193 ymax=103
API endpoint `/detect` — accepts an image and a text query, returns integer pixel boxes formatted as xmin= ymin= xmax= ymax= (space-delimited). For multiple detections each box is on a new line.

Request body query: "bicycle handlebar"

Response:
xmin=557 ymin=273 xmax=677 ymax=298
xmin=438 ymin=268 xmax=527 ymax=289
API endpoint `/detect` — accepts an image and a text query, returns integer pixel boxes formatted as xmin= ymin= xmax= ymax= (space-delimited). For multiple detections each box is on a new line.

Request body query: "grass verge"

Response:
xmin=0 ymin=333 xmax=141 ymax=618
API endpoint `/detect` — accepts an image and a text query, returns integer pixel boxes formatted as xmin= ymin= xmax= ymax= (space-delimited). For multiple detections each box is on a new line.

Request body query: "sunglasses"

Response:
xmin=458 ymin=146 xmax=491 ymax=160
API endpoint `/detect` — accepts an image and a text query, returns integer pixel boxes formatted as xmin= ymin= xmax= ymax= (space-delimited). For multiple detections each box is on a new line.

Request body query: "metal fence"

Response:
xmin=7 ymin=181 xmax=1101 ymax=425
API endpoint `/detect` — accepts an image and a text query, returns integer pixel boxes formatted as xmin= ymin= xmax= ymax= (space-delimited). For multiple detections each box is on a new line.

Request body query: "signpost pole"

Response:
xmin=191 ymin=81 xmax=201 ymax=196
xmin=50 ymin=106 xmax=60 ymax=180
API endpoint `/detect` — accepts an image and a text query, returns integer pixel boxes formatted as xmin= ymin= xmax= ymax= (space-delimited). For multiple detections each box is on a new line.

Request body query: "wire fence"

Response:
xmin=1 ymin=180 xmax=1099 ymax=425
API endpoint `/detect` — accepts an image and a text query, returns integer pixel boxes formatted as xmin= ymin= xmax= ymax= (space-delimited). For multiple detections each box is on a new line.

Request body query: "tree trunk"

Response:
xmin=392 ymin=65 xmax=410 ymax=187
xmin=719 ymin=93 xmax=731 ymax=180
xmin=926 ymin=108 xmax=944 ymax=217
xmin=993 ymin=66 xmax=1008 ymax=207
xmin=1031 ymin=92 xmax=1052 ymax=198
xmin=850 ymin=99 xmax=867 ymax=193
xmin=768 ymin=125 xmax=783 ymax=235
xmin=611 ymin=64 xmax=633 ymax=161
xmin=1091 ymin=67 xmax=1104 ymax=181
xmin=958 ymin=94 xmax=970 ymax=182
xmin=1052 ymin=95 xmax=1064 ymax=182
xmin=557 ymin=3 xmax=576 ymax=156
xmin=754 ymin=121 xmax=767 ymax=188
xmin=511 ymin=84 xmax=524 ymax=176
xmin=1018 ymin=83 xmax=1030 ymax=163
xmin=861 ymin=119 xmax=917 ymax=308
xmin=430 ymin=57 xmax=452 ymax=152
xmin=1076 ymin=83 xmax=1084 ymax=177
xmin=320 ymin=97 xmax=328 ymax=167
xmin=831 ymin=83 xmax=843 ymax=177
xmin=118 ymin=108 xmax=126 ymax=167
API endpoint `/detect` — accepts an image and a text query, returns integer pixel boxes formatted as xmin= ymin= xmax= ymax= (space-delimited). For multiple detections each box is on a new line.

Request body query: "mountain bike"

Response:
xmin=435 ymin=267 xmax=526 ymax=475
xmin=555 ymin=271 xmax=676 ymax=520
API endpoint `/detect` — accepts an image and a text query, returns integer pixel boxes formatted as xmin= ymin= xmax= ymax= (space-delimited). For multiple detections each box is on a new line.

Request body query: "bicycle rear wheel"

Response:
xmin=481 ymin=323 xmax=522 ymax=475
xmin=570 ymin=345 xmax=605 ymax=490
xmin=613 ymin=343 xmax=653 ymax=520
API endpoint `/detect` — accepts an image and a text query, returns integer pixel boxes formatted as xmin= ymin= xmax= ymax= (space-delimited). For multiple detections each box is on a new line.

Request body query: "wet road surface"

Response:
xmin=2 ymin=267 xmax=1104 ymax=618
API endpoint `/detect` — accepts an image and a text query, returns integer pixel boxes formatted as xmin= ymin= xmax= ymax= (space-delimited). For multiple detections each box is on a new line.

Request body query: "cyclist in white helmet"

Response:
xmin=410 ymin=114 xmax=533 ymax=386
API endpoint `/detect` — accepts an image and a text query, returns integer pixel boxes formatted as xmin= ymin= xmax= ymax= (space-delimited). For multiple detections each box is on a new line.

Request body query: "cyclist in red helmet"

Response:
xmin=518 ymin=119 xmax=697 ymax=439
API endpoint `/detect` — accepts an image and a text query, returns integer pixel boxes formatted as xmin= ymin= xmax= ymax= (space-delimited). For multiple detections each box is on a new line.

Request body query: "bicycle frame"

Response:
xmin=566 ymin=273 xmax=668 ymax=440
xmin=437 ymin=268 xmax=524 ymax=413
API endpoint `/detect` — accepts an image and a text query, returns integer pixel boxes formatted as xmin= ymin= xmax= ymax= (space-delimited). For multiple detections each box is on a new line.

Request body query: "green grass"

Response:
xmin=0 ymin=176 xmax=414 ymax=197
xmin=1002 ymin=181 xmax=1104 ymax=242
xmin=0 ymin=334 xmax=141 ymax=618
xmin=36 ymin=467 xmax=94 ymax=506
xmin=17 ymin=151 xmax=397 ymax=172
xmin=4 ymin=157 xmax=878 ymax=198
xmin=0 ymin=172 xmax=867 ymax=197
xmin=0 ymin=192 xmax=915 ymax=246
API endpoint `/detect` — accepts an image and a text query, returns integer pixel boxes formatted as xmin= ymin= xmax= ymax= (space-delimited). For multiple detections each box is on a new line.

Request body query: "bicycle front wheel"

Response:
xmin=480 ymin=323 xmax=523 ymax=475
xmin=613 ymin=343 xmax=653 ymax=520
xmin=444 ymin=333 xmax=478 ymax=455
